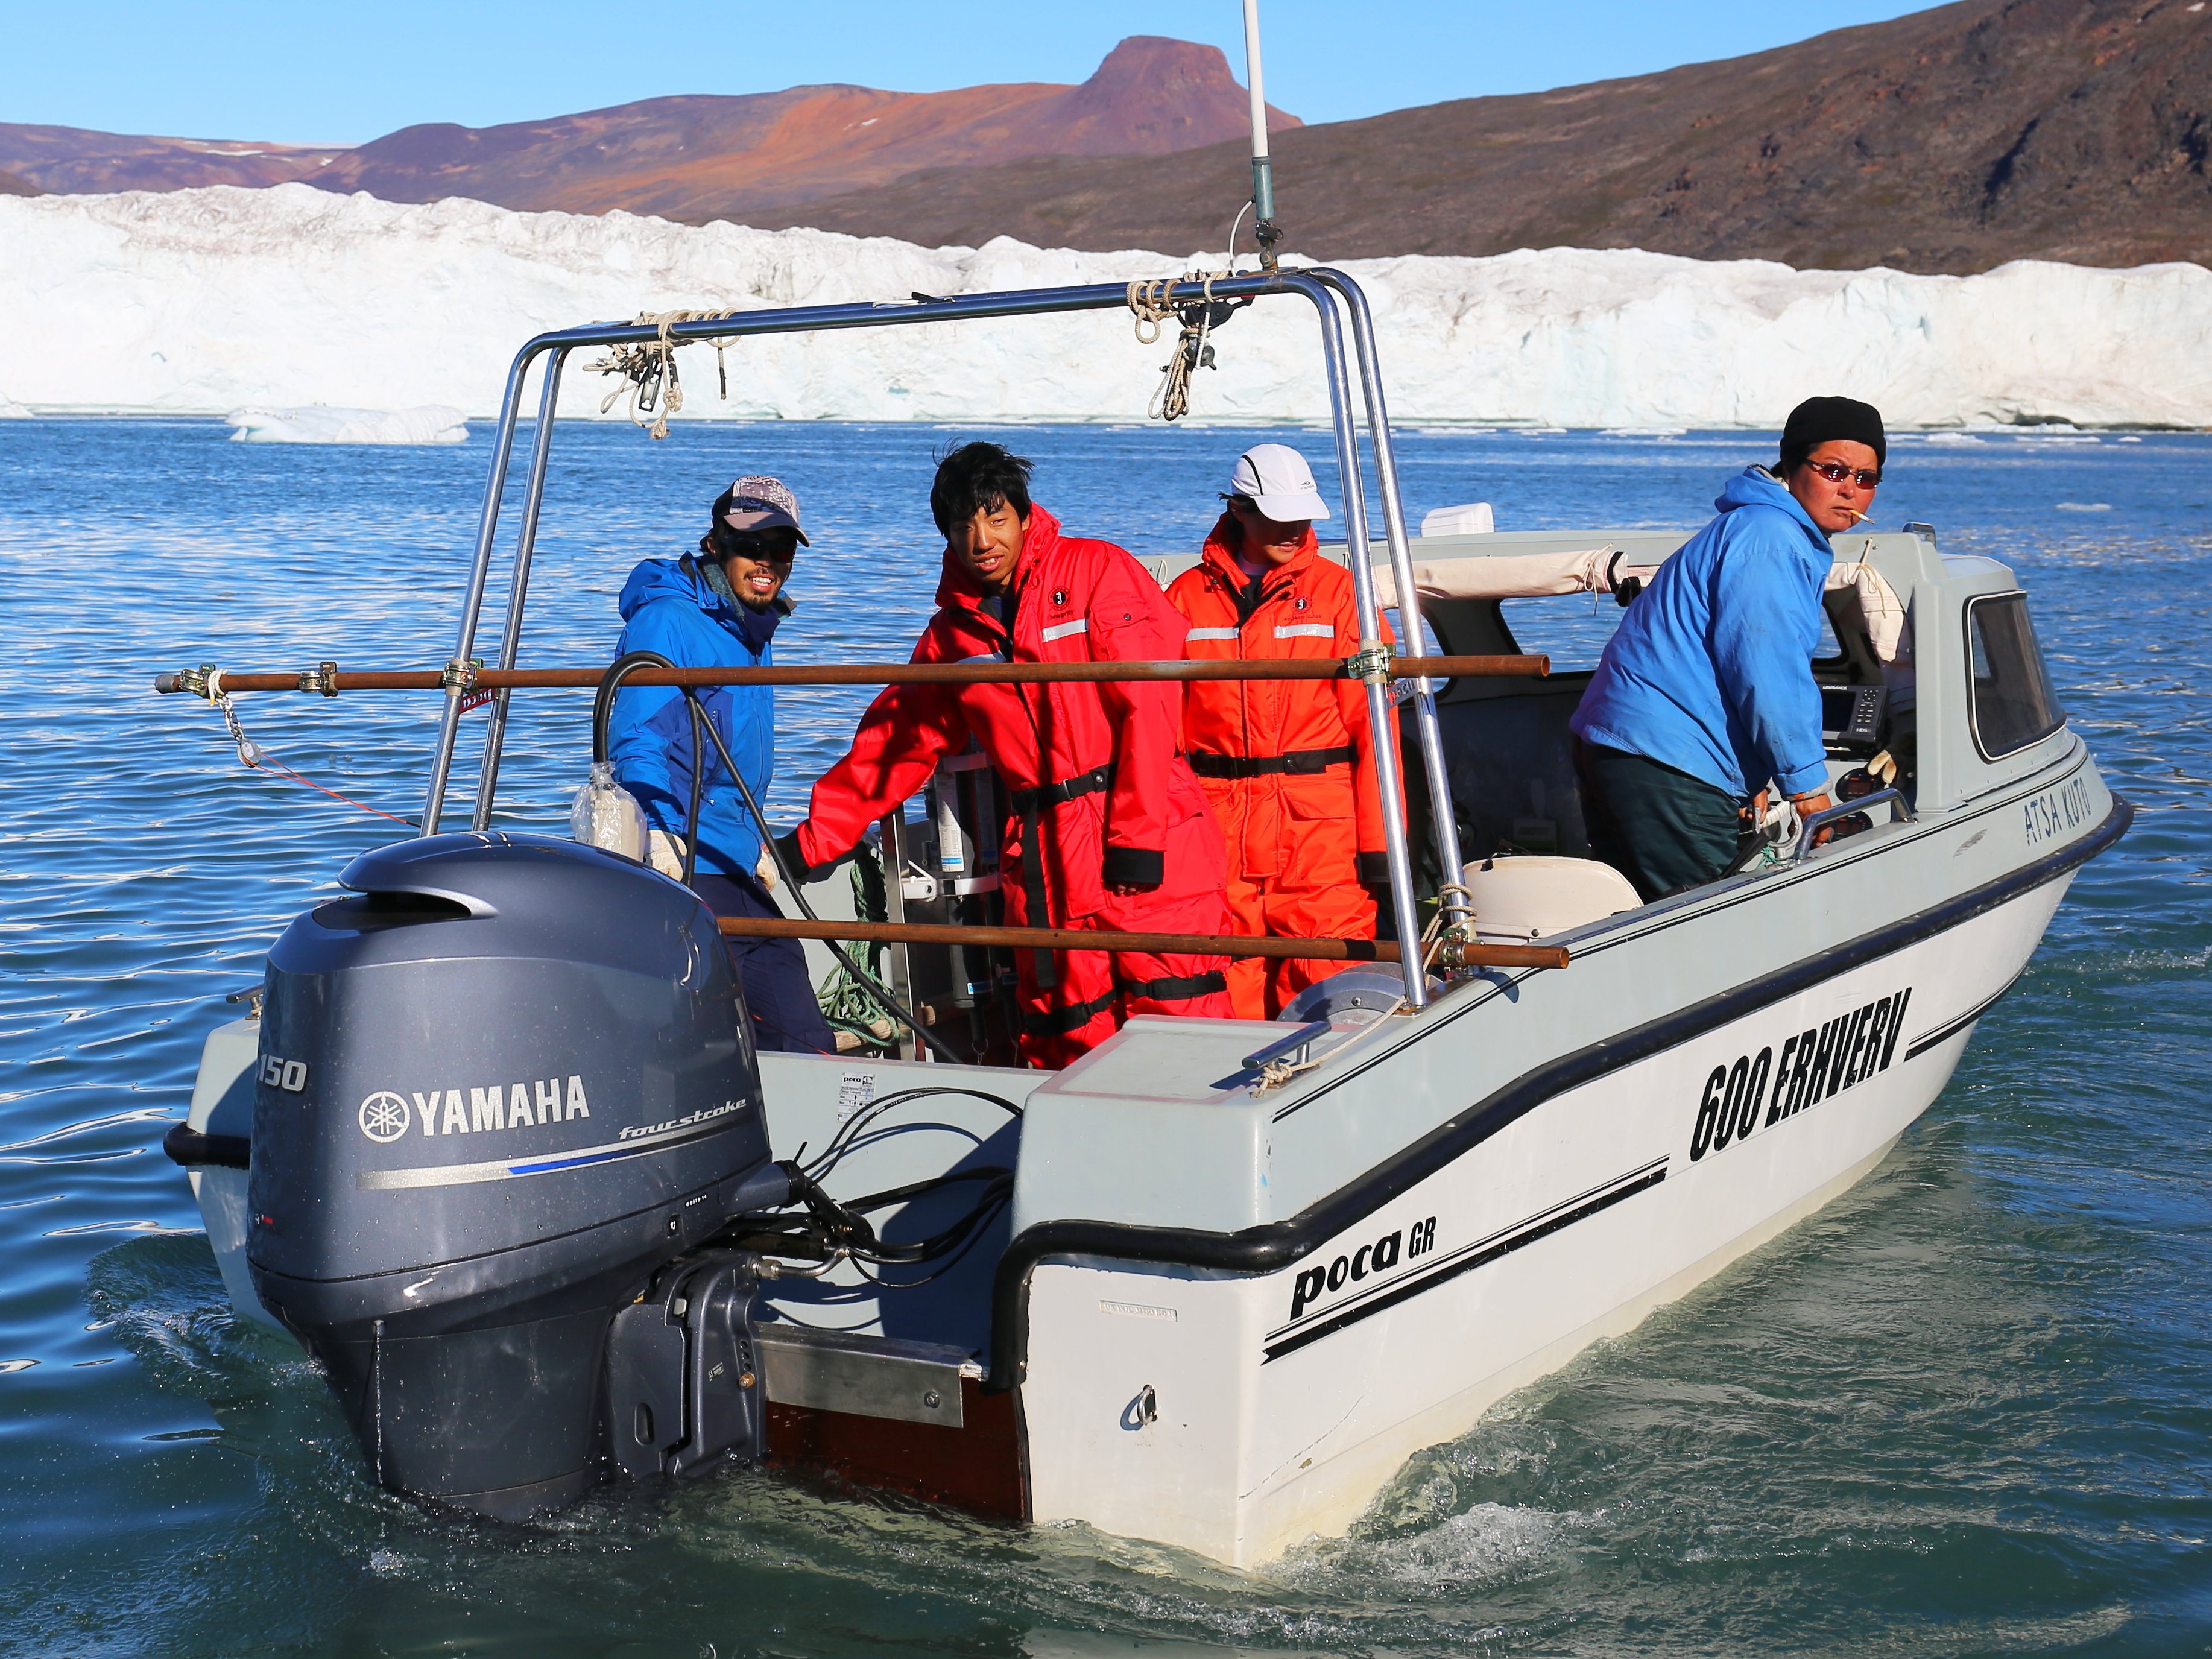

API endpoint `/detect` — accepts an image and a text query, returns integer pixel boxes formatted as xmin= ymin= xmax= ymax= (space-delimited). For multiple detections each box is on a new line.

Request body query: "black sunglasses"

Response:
xmin=722 ymin=536 xmax=797 ymax=564
xmin=1804 ymin=459 xmax=1882 ymax=488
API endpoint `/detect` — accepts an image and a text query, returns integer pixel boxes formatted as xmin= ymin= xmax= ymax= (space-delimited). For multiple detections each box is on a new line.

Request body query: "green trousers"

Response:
xmin=1574 ymin=739 xmax=1751 ymax=902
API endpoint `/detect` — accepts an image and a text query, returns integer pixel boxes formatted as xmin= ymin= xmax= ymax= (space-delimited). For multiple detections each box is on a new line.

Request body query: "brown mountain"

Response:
xmin=4 ymin=5 xmax=2200 ymax=273
xmin=0 ymin=168 xmax=37 ymax=197
xmin=313 ymin=36 xmax=1293 ymax=218
xmin=0 ymin=125 xmax=341 ymax=193
xmin=0 ymin=38 xmax=1294 ymax=221
xmin=747 ymin=0 xmax=2212 ymax=273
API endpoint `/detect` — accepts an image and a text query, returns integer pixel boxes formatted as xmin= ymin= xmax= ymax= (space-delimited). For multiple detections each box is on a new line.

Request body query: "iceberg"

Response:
xmin=224 ymin=404 xmax=468 ymax=444
xmin=0 ymin=397 xmax=29 ymax=419
xmin=0 ymin=184 xmax=2205 ymax=431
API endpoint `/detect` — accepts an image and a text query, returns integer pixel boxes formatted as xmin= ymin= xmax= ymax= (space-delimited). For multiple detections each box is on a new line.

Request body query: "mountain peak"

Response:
xmin=1046 ymin=36 xmax=1300 ymax=156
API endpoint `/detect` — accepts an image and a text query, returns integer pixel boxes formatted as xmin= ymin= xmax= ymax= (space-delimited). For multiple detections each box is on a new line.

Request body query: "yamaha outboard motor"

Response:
xmin=247 ymin=832 xmax=782 ymax=1519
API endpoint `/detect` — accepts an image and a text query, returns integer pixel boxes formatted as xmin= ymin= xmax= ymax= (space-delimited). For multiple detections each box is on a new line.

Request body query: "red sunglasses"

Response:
xmin=1804 ymin=459 xmax=1882 ymax=488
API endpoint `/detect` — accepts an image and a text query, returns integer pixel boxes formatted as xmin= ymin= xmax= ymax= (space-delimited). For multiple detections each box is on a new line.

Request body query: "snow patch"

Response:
xmin=1 ymin=185 xmax=2208 ymax=430
xmin=224 ymin=404 xmax=467 ymax=444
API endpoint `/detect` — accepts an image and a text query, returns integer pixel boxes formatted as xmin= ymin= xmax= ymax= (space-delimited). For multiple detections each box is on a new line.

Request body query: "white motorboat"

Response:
xmin=160 ymin=257 xmax=2125 ymax=1567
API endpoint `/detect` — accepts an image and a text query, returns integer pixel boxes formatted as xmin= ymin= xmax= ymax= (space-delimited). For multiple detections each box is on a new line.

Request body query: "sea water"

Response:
xmin=0 ymin=419 xmax=2205 ymax=1656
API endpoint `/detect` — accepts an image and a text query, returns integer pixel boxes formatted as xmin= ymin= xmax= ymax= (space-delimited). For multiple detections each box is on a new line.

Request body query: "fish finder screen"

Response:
xmin=1821 ymin=684 xmax=1886 ymax=754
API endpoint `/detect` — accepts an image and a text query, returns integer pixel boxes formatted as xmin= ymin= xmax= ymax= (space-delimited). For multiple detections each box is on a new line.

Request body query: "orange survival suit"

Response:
xmin=1168 ymin=515 xmax=1397 ymax=1019
xmin=791 ymin=505 xmax=1232 ymax=1069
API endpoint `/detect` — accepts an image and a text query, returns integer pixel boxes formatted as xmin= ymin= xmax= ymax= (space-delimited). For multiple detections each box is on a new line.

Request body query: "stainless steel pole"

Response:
xmin=1312 ymin=270 xmax=1470 ymax=921
xmin=1241 ymin=0 xmax=1280 ymax=270
xmin=1286 ymin=273 xmax=1427 ymax=1009
xmin=470 ymin=347 xmax=569 ymax=830
xmin=420 ymin=344 xmax=539 ymax=834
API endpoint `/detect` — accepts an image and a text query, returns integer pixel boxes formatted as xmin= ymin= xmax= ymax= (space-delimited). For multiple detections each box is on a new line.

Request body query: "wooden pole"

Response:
xmin=154 ymin=654 xmax=1547 ymax=695
xmin=718 ymin=914 xmax=1568 ymax=972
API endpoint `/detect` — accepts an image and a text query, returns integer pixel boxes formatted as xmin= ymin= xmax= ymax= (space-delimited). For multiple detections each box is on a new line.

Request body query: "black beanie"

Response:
xmin=1779 ymin=396 xmax=1886 ymax=472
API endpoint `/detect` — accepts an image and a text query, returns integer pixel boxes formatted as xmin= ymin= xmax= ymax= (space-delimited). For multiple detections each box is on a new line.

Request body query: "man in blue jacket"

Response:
xmin=1570 ymin=397 xmax=1886 ymax=899
xmin=610 ymin=475 xmax=833 ymax=1054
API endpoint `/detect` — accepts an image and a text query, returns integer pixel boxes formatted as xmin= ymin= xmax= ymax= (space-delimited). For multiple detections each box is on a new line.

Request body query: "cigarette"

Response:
xmin=1842 ymin=508 xmax=1870 ymax=524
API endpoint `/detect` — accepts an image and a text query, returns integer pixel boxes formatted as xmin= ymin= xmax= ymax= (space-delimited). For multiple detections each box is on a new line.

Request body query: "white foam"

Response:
xmin=224 ymin=404 xmax=467 ymax=444
xmin=1 ymin=184 xmax=2208 ymax=430
xmin=1278 ymin=1501 xmax=1574 ymax=1596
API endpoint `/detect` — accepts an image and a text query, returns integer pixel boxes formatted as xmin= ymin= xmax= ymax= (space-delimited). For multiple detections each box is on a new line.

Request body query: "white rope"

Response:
xmin=1126 ymin=276 xmax=1177 ymax=346
xmin=1421 ymin=881 xmax=1479 ymax=968
xmin=1255 ymin=993 xmax=1410 ymax=1090
xmin=586 ymin=308 xmax=745 ymax=440
xmin=1126 ymin=271 xmax=1242 ymax=423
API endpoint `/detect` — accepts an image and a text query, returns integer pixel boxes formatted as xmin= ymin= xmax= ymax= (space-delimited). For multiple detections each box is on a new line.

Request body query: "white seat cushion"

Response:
xmin=1461 ymin=855 xmax=1642 ymax=941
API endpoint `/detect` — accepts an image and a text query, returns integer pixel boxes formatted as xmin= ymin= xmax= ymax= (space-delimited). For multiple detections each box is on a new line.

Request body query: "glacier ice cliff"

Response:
xmin=0 ymin=185 xmax=2204 ymax=429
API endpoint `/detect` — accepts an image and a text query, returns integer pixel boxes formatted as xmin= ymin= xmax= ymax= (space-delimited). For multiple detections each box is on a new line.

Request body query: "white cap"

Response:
xmin=1229 ymin=443 xmax=1329 ymax=522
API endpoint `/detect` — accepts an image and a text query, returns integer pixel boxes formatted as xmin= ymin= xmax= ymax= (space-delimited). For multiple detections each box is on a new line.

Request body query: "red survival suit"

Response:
xmin=1168 ymin=516 xmax=1397 ymax=1019
xmin=792 ymin=505 xmax=1233 ymax=1069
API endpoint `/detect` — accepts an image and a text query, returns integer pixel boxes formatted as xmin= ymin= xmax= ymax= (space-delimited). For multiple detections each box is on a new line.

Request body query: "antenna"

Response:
xmin=1242 ymin=0 xmax=1282 ymax=272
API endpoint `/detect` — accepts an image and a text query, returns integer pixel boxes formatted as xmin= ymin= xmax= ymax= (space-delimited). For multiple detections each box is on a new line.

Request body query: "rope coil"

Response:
xmin=1126 ymin=273 xmax=1251 ymax=423
xmin=586 ymin=308 xmax=746 ymax=439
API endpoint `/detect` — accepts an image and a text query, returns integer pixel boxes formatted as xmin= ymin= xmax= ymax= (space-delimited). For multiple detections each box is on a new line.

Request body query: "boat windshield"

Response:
xmin=1966 ymin=593 xmax=2064 ymax=757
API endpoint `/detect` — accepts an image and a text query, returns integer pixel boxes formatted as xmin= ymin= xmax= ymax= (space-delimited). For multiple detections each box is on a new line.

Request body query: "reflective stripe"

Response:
xmin=1040 ymin=618 xmax=1089 ymax=643
xmin=1274 ymin=624 xmax=1335 ymax=639
xmin=1184 ymin=627 xmax=1239 ymax=641
xmin=355 ymin=1107 xmax=748 ymax=1190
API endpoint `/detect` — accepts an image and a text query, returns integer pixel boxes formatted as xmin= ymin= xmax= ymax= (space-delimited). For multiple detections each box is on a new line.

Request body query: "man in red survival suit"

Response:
xmin=1167 ymin=444 xmax=1398 ymax=1020
xmin=774 ymin=443 xmax=1233 ymax=1069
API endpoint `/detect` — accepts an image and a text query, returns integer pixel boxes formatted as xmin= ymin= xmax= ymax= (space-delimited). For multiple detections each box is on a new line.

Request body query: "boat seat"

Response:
xmin=1461 ymin=854 xmax=1641 ymax=943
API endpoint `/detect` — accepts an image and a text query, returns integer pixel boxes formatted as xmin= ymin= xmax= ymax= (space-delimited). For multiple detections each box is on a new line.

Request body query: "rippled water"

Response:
xmin=2 ymin=418 xmax=2207 ymax=1657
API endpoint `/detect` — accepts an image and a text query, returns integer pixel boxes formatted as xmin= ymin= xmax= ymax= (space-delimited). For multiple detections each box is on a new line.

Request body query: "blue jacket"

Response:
xmin=610 ymin=555 xmax=785 ymax=876
xmin=1570 ymin=467 xmax=1832 ymax=801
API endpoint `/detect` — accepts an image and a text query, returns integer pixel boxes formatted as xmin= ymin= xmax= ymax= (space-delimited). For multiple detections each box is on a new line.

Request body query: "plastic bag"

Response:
xmin=570 ymin=760 xmax=648 ymax=862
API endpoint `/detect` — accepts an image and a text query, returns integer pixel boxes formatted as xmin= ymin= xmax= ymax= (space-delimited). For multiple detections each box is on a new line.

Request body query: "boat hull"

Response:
xmin=174 ymin=747 xmax=2123 ymax=1567
xmin=1013 ymin=810 xmax=2100 ymax=1565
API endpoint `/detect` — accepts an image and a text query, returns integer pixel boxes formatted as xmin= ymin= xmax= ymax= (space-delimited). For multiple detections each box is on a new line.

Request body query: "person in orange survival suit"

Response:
xmin=773 ymin=442 xmax=1233 ymax=1069
xmin=1168 ymin=443 xmax=1398 ymax=1020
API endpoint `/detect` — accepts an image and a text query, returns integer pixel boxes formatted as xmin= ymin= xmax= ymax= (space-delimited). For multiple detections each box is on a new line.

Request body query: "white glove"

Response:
xmin=647 ymin=830 xmax=687 ymax=880
xmin=755 ymin=847 xmax=779 ymax=891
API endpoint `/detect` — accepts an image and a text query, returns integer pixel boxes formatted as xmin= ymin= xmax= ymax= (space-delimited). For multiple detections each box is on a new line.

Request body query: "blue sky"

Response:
xmin=5 ymin=0 xmax=1947 ymax=144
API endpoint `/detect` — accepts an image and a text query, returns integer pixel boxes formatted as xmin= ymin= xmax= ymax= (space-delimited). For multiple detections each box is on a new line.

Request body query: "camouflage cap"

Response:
xmin=718 ymin=475 xmax=807 ymax=545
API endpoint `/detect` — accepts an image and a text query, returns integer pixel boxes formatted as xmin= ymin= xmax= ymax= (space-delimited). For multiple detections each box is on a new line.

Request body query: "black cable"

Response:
xmin=592 ymin=652 xmax=946 ymax=1054
xmin=861 ymin=1174 xmax=1014 ymax=1264
xmin=592 ymin=651 xmax=702 ymax=884
xmin=844 ymin=1164 xmax=1012 ymax=1215
xmin=804 ymin=1085 xmax=1023 ymax=1183
xmin=852 ymin=1187 xmax=1014 ymax=1288
xmin=681 ymin=698 xmax=703 ymax=886
xmin=705 ymin=1090 xmax=1023 ymax=1281
xmin=677 ymin=686 xmax=962 ymax=1064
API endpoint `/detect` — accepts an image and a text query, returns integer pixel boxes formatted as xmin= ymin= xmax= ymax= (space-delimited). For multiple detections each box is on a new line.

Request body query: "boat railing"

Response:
xmin=152 ymin=650 xmax=1566 ymax=982
xmin=404 ymin=266 xmax=1461 ymax=1007
xmin=1793 ymin=788 xmax=1918 ymax=862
